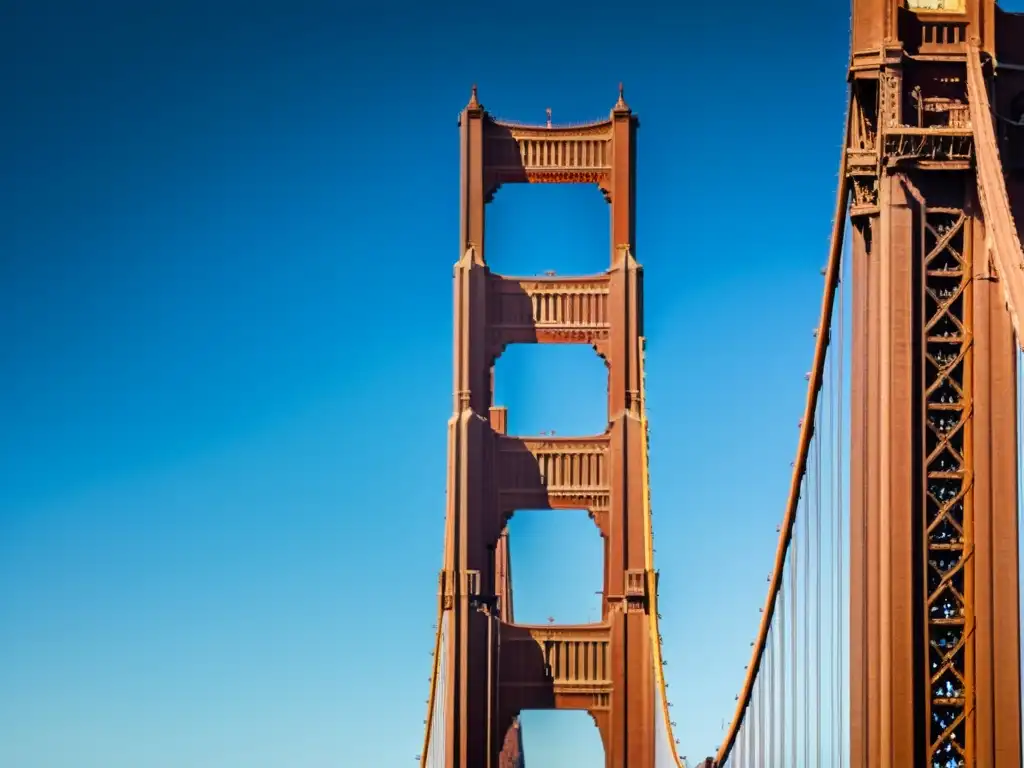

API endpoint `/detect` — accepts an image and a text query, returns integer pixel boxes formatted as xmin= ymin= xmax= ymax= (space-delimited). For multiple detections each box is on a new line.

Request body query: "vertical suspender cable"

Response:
xmin=823 ymin=329 xmax=831 ymax=765
xmin=791 ymin=502 xmax=798 ymax=767
xmin=744 ymin=699 xmax=752 ymax=768
xmin=773 ymin=629 xmax=780 ymax=766
xmin=835 ymin=254 xmax=846 ymax=767
xmin=815 ymin=395 xmax=824 ymax=764
xmin=779 ymin=579 xmax=787 ymax=766
xmin=804 ymin=465 xmax=811 ymax=763
xmin=776 ymin=622 xmax=783 ymax=767
xmin=758 ymin=674 xmax=765 ymax=768
xmin=770 ymin=637 xmax=776 ymax=768
xmin=1018 ymin=349 xmax=1023 ymax=749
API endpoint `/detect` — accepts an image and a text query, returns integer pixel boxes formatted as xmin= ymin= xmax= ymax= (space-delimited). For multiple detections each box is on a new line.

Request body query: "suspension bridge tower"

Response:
xmin=847 ymin=1 xmax=1024 ymax=766
xmin=421 ymin=84 xmax=678 ymax=768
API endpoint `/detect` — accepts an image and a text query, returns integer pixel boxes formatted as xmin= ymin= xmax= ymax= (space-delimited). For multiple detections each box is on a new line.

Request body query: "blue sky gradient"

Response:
xmin=0 ymin=1 xmax=912 ymax=765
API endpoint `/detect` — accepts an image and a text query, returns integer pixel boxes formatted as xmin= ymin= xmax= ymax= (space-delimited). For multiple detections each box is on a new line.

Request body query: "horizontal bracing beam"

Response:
xmin=484 ymin=118 xmax=614 ymax=188
xmin=488 ymin=272 xmax=612 ymax=351
xmin=495 ymin=434 xmax=610 ymax=515
xmin=499 ymin=621 xmax=613 ymax=711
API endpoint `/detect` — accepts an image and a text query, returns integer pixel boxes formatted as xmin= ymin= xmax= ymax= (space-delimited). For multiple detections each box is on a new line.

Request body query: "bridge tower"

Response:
xmin=436 ymin=86 xmax=657 ymax=767
xmin=847 ymin=2 xmax=1024 ymax=767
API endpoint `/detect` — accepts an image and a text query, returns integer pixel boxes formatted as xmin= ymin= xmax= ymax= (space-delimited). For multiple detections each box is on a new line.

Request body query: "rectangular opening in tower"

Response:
xmin=485 ymin=184 xmax=610 ymax=277
xmin=493 ymin=344 xmax=609 ymax=438
xmin=505 ymin=509 xmax=604 ymax=626
xmin=516 ymin=710 xmax=604 ymax=767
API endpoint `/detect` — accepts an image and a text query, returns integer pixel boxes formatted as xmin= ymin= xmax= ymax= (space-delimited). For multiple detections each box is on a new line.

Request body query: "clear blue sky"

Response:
xmin=0 ymin=1 xmax=879 ymax=765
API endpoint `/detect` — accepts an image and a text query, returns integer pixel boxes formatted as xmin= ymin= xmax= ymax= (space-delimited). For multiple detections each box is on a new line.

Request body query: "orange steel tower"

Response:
xmin=438 ymin=85 xmax=657 ymax=767
xmin=847 ymin=2 xmax=1024 ymax=767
